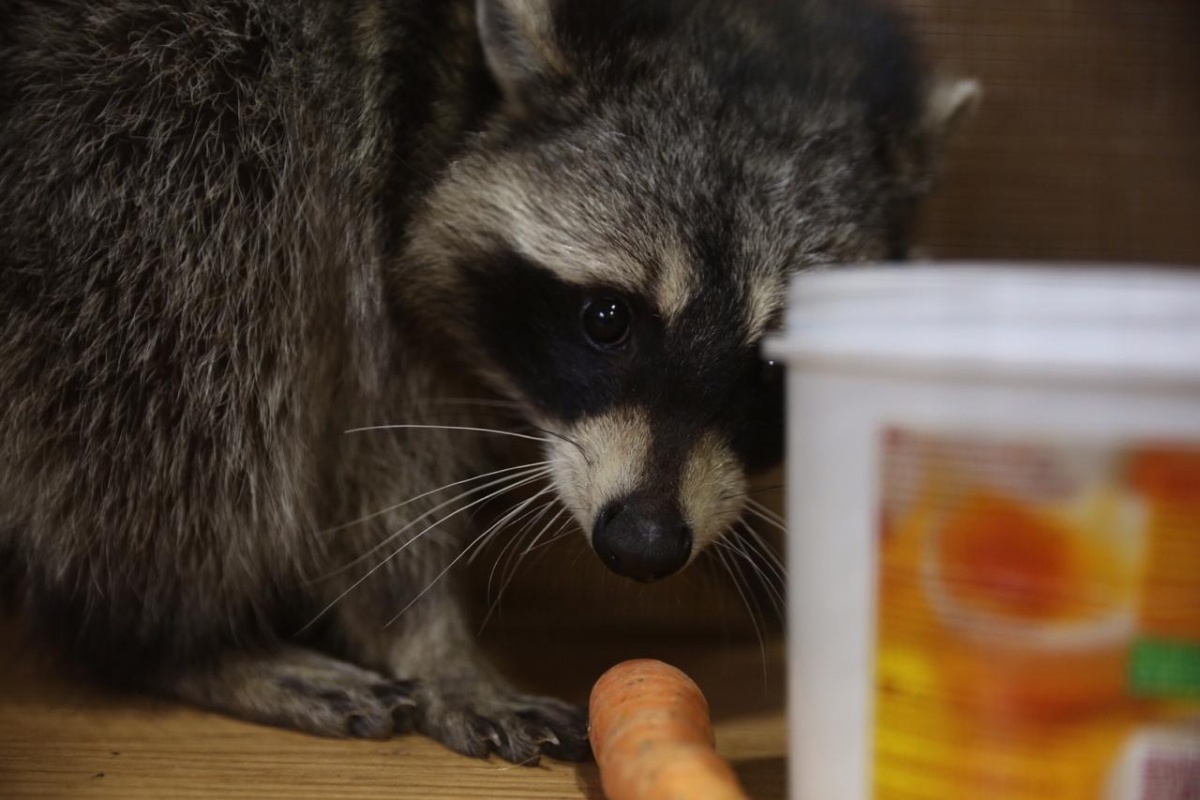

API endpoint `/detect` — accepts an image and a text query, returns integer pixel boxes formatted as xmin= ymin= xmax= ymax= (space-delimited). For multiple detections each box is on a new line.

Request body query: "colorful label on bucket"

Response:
xmin=874 ymin=430 xmax=1200 ymax=800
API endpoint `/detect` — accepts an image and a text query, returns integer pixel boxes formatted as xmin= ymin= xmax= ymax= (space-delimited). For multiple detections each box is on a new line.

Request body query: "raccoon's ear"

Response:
xmin=894 ymin=75 xmax=981 ymax=195
xmin=923 ymin=76 xmax=981 ymax=149
xmin=477 ymin=0 xmax=567 ymax=103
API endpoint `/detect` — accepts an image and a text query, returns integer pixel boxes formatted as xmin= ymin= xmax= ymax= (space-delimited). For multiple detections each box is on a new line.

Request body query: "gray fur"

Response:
xmin=0 ymin=0 xmax=972 ymax=762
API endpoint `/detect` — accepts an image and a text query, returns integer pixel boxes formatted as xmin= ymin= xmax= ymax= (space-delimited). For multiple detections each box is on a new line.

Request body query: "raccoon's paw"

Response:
xmin=415 ymin=682 xmax=590 ymax=765
xmin=171 ymin=647 xmax=418 ymax=740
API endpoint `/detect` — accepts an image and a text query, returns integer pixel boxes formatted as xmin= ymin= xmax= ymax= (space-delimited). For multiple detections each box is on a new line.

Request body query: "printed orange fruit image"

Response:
xmin=934 ymin=490 xmax=1137 ymax=626
xmin=937 ymin=491 xmax=1082 ymax=621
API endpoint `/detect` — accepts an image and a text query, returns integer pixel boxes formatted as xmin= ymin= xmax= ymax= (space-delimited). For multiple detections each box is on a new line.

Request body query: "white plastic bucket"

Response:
xmin=765 ymin=264 xmax=1200 ymax=800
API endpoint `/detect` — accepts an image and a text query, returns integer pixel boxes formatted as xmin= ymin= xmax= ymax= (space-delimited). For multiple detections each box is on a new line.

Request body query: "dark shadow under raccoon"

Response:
xmin=0 ymin=0 xmax=976 ymax=763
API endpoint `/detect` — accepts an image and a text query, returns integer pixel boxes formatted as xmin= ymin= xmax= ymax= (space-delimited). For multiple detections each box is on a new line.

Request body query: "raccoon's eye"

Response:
xmin=582 ymin=297 xmax=632 ymax=348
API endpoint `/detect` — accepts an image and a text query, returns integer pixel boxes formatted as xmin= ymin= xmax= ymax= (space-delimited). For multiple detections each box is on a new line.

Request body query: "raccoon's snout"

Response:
xmin=548 ymin=409 xmax=743 ymax=580
xmin=592 ymin=495 xmax=693 ymax=583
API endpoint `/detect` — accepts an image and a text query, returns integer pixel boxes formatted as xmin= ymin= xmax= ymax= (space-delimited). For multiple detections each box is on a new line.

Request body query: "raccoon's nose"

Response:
xmin=592 ymin=497 xmax=693 ymax=583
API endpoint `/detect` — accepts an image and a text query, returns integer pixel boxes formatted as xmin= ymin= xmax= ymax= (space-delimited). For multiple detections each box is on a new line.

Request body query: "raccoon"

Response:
xmin=0 ymin=0 xmax=976 ymax=763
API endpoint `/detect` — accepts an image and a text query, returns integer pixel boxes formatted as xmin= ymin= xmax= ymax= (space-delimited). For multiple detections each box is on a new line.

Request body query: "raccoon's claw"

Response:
xmin=515 ymin=696 xmax=591 ymax=762
xmin=373 ymin=679 xmax=421 ymax=735
xmin=472 ymin=715 xmax=506 ymax=753
xmin=414 ymin=686 xmax=591 ymax=765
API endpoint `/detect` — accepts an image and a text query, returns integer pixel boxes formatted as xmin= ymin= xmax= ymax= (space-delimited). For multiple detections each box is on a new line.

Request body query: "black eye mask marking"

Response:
xmin=464 ymin=250 xmax=649 ymax=422
xmin=627 ymin=285 xmax=786 ymax=475
xmin=727 ymin=356 xmax=786 ymax=473
xmin=464 ymin=250 xmax=785 ymax=473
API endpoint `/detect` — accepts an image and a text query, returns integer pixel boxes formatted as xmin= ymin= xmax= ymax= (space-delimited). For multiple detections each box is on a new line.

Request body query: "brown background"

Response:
xmin=479 ymin=0 xmax=1200 ymax=638
xmin=901 ymin=0 xmax=1200 ymax=264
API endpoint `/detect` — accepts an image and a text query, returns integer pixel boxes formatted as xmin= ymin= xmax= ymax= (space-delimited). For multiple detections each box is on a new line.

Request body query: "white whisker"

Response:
xmin=714 ymin=538 xmax=769 ymax=687
xmin=385 ymin=484 xmax=556 ymax=628
xmin=480 ymin=507 xmax=572 ymax=635
xmin=479 ymin=486 xmax=558 ymax=569
xmin=471 ymin=498 xmax=549 ymax=615
xmin=496 ymin=503 xmax=564 ymax=595
xmin=728 ymin=527 xmax=785 ymax=620
xmin=298 ymin=468 xmax=551 ymax=633
xmin=312 ymin=465 xmax=552 ymax=582
xmin=523 ymin=525 xmax=575 ymax=554
xmin=745 ymin=497 xmax=786 ymax=524
xmin=743 ymin=502 xmax=788 ymax=535
xmin=322 ymin=461 xmax=551 ymax=535
xmin=345 ymin=423 xmax=551 ymax=445
xmin=482 ymin=498 xmax=556 ymax=596
xmin=471 ymin=491 xmax=553 ymax=569
xmin=738 ymin=521 xmax=788 ymax=590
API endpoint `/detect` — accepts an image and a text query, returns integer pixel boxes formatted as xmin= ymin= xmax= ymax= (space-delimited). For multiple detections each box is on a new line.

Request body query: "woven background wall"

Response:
xmin=900 ymin=0 xmax=1200 ymax=265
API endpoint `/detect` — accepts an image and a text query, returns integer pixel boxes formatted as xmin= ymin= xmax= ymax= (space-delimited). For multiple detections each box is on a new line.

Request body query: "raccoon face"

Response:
xmin=406 ymin=0 xmax=977 ymax=582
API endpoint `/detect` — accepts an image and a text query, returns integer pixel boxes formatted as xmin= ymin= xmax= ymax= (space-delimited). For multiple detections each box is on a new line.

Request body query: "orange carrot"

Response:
xmin=589 ymin=659 xmax=750 ymax=800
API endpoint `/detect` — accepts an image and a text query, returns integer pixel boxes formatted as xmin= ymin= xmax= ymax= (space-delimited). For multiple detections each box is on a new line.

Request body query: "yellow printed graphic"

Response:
xmin=874 ymin=431 xmax=1200 ymax=800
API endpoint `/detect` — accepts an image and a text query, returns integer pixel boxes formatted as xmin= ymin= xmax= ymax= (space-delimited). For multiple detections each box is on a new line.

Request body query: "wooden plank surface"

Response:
xmin=0 ymin=622 xmax=787 ymax=800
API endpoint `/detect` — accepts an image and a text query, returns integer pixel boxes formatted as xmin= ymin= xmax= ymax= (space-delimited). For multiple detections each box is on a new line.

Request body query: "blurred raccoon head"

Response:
xmin=406 ymin=0 xmax=978 ymax=582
